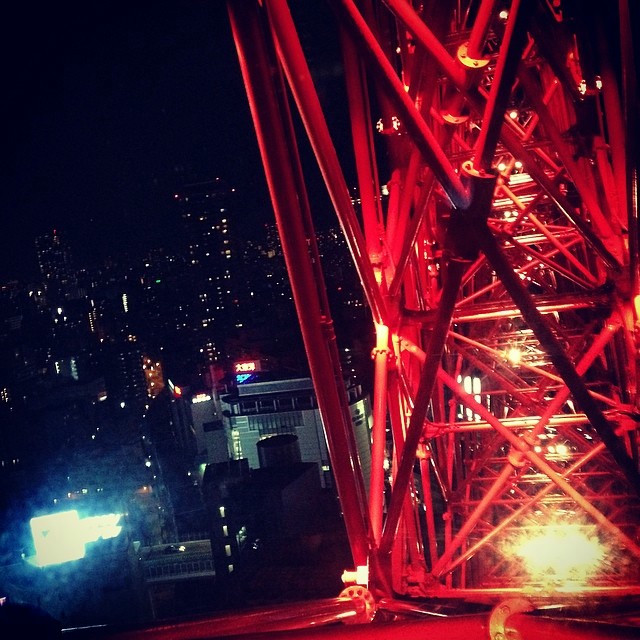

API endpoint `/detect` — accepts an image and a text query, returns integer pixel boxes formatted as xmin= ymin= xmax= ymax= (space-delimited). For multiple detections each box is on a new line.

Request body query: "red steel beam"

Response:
xmin=517 ymin=67 xmax=625 ymax=263
xmin=265 ymin=0 xmax=387 ymax=325
xmin=340 ymin=28 xmax=384 ymax=260
xmin=437 ymin=368 xmax=640 ymax=564
xmin=370 ymin=323 xmax=391 ymax=544
xmin=332 ymin=0 xmax=470 ymax=209
xmin=383 ymin=0 xmax=622 ymax=269
xmin=227 ymin=0 xmax=370 ymax=567
xmin=379 ymin=259 xmax=466 ymax=555
xmin=475 ymin=222 xmax=640 ymax=494
xmin=473 ymin=0 xmax=529 ymax=172
xmin=466 ymin=0 xmax=500 ymax=60
xmin=443 ymin=442 xmax=607 ymax=577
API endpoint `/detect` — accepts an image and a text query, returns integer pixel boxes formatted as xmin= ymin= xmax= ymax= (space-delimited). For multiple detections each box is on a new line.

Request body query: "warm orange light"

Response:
xmin=375 ymin=323 xmax=389 ymax=350
xmin=514 ymin=524 xmax=605 ymax=586
xmin=235 ymin=361 xmax=257 ymax=373
xmin=506 ymin=347 xmax=522 ymax=365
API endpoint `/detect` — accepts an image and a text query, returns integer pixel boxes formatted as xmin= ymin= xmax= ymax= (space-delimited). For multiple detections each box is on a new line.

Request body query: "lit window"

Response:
xmin=225 ymin=544 xmax=232 ymax=557
xmin=222 ymin=525 xmax=228 ymax=537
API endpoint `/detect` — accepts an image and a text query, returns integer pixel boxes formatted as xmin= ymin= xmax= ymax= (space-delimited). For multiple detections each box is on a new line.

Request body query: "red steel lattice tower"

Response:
xmin=222 ymin=0 xmax=640 ymax=634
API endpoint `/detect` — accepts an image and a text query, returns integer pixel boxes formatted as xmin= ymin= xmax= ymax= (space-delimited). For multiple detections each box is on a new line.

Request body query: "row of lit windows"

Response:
xmin=145 ymin=559 xmax=213 ymax=578
xmin=245 ymin=411 xmax=302 ymax=434
xmin=234 ymin=395 xmax=316 ymax=415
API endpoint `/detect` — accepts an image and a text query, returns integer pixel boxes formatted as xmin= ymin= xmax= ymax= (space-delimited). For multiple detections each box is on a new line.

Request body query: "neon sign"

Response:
xmin=234 ymin=361 xmax=258 ymax=373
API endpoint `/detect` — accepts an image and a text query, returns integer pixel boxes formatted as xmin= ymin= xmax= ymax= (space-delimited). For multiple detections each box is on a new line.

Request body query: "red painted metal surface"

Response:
xmin=72 ymin=0 xmax=639 ymax=636
xmin=220 ymin=0 xmax=640 ymax=635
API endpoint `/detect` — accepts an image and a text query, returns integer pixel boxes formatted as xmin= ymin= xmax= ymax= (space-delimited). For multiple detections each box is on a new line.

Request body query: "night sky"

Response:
xmin=1 ymin=1 xmax=271 ymax=280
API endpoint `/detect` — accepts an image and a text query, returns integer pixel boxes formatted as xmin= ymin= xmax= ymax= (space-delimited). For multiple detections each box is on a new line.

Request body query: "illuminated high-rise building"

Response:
xmin=35 ymin=229 xmax=79 ymax=303
xmin=174 ymin=178 xmax=239 ymax=369
xmin=103 ymin=336 xmax=147 ymax=414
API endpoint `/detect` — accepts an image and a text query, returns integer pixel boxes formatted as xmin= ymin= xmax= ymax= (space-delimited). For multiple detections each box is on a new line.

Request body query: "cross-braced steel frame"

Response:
xmin=224 ymin=0 xmax=640 ymax=634
xmin=61 ymin=2 xmax=640 ymax=639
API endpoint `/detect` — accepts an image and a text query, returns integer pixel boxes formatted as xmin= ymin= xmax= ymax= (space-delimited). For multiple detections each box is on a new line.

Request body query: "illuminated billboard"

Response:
xmin=30 ymin=511 xmax=123 ymax=567
xmin=234 ymin=360 xmax=261 ymax=384
xmin=234 ymin=360 xmax=261 ymax=373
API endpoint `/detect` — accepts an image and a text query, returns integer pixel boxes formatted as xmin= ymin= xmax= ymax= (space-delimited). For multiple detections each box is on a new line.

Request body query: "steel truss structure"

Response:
xmin=221 ymin=0 xmax=640 ymax=634
xmin=68 ymin=1 xmax=639 ymax=638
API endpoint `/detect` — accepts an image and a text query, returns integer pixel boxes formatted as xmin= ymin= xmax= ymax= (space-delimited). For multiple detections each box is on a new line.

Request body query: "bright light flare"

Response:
xmin=514 ymin=524 xmax=605 ymax=586
xmin=506 ymin=347 xmax=522 ymax=365
xmin=30 ymin=511 xmax=85 ymax=567
xmin=30 ymin=511 xmax=123 ymax=567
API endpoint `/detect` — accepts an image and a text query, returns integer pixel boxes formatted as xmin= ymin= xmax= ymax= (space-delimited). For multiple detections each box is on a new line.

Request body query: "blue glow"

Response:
xmin=30 ymin=511 xmax=124 ymax=567
xmin=236 ymin=373 xmax=253 ymax=384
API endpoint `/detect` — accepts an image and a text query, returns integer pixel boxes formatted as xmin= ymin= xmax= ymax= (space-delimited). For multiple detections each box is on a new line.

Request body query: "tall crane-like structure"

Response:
xmin=80 ymin=1 xmax=638 ymax=638
xmin=223 ymin=0 xmax=640 ymax=633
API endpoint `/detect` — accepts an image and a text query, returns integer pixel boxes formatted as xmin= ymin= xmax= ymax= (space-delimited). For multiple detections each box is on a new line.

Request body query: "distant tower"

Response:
xmin=104 ymin=337 xmax=147 ymax=414
xmin=35 ymin=229 xmax=78 ymax=302
xmin=174 ymin=178 xmax=239 ymax=367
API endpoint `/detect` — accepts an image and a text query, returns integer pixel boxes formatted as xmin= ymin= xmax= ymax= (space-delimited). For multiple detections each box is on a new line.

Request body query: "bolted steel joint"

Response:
xmin=338 ymin=585 xmax=377 ymax=625
xmin=489 ymin=597 xmax=534 ymax=640
xmin=457 ymin=42 xmax=490 ymax=69
xmin=443 ymin=161 xmax=497 ymax=261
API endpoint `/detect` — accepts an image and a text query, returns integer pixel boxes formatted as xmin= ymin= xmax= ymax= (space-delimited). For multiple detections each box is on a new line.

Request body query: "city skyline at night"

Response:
xmin=2 ymin=0 xmax=640 ymax=637
xmin=1 ymin=1 xmax=260 ymax=281
xmin=1 ymin=1 xmax=344 ymax=281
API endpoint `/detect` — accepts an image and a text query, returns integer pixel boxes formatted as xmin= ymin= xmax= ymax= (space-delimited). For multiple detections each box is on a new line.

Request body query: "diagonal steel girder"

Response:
xmin=227 ymin=0 xmax=371 ymax=568
xmin=475 ymin=224 xmax=640 ymax=496
xmin=379 ymin=0 xmax=622 ymax=270
xmin=377 ymin=0 xmax=532 ymax=559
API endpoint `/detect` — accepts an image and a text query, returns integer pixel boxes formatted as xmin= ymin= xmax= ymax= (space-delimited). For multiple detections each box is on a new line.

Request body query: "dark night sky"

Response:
xmin=0 ymin=1 xmax=270 ymax=280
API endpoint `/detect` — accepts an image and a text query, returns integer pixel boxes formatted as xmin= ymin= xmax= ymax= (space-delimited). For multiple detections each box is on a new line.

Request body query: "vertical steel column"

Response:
xmin=227 ymin=0 xmax=370 ymax=567
xmin=419 ymin=452 xmax=439 ymax=569
xmin=340 ymin=28 xmax=384 ymax=259
xmin=370 ymin=323 xmax=391 ymax=545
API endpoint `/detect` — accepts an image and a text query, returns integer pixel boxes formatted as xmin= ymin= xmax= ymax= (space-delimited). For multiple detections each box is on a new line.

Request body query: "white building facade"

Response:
xmin=220 ymin=377 xmax=372 ymax=489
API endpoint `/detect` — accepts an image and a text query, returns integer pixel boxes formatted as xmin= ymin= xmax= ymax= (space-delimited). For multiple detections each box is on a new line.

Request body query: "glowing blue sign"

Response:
xmin=236 ymin=373 xmax=253 ymax=384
